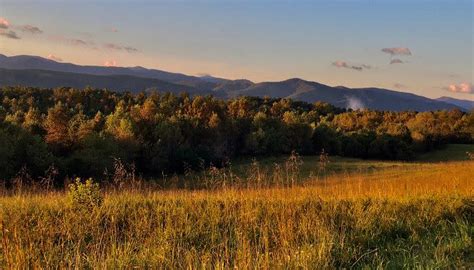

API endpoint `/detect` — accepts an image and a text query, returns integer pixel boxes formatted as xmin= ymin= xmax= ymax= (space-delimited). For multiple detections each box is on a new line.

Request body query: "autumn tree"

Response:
xmin=44 ymin=102 xmax=71 ymax=153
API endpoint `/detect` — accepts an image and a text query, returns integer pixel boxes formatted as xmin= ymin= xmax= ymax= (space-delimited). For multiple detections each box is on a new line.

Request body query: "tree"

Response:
xmin=105 ymin=101 xmax=135 ymax=142
xmin=312 ymin=124 xmax=341 ymax=155
xmin=44 ymin=102 xmax=70 ymax=153
xmin=23 ymin=106 xmax=44 ymax=135
xmin=0 ymin=123 xmax=53 ymax=180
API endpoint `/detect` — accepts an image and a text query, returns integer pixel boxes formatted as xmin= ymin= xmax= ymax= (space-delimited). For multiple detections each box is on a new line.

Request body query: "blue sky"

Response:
xmin=0 ymin=0 xmax=472 ymax=100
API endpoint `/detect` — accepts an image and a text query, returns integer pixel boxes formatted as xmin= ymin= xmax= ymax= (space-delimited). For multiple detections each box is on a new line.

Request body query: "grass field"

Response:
xmin=229 ymin=144 xmax=474 ymax=181
xmin=416 ymin=144 xmax=474 ymax=162
xmin=0 ymin=146 xmax=473 ymax=268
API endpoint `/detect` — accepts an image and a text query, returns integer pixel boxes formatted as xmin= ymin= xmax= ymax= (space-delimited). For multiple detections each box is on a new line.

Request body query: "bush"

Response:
xmin=67 ymin=178 xmax=103 ymax=209
xmin=0 ymin=123 xmax=54 ymax=180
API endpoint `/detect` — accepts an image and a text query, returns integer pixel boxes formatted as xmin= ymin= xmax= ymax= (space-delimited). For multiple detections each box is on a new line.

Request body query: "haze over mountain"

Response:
xmin=0 ymin=54 xmax=465 ymax=112
xmin=435 ymin=97 xmax=474 ymax=111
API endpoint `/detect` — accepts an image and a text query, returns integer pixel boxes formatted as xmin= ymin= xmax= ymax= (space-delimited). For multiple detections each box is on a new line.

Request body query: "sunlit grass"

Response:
xmin=0 ymin=161 xmax=473 ymax=268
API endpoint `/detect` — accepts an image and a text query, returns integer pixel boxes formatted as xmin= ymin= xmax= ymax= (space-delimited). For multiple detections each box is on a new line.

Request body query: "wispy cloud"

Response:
xmin=332 ymin=61 xmax=371 ymax=71
xmin=0 ymin=30 xmax=20 ymax=39
xmin=390 ymin=59 xmax=403 ymax=64
xmin=49 ymin=36 xmax=137 ymax=53
xmin=443 ymin=82 xmax=473 ymax=94
xmin=107 ymin=27 xmax=118 ymax=33
xmin=18 ymin=24 xmax=43 ymax=34
xmin=381 ymin=47 xmax=412 ymax=56
xmin=69 ymin=38 xmax=90 ymax=46
xmin=0 ymin=17 xmax=10 ymax=29
xmin=124 ymin=46 xmax=138 ymax=53
xmin=49 ymin=35 xmax=95 ymax=48
xmin=47 ymin=54 xmax=62 ymax=62
xmin=104 ymin=60 xmax=118 ymax=67
xmin=104 ymin=43 xmax=139 ymax=53
xmin=104 ymin=43 xmax=122 ymax=50
xmin=393 ymin=83 xmax=406 ymax=89
xmin=0 ymin=18 xmax=42 ymax=37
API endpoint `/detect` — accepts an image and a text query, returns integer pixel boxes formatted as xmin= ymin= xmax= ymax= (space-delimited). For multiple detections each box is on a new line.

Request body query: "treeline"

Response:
xmin=0 ymin=86 xmax=472 ymax=182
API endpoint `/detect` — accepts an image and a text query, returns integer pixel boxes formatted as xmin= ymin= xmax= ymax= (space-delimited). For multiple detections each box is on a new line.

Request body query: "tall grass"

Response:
xmin=0 ymin=161 xmax=473 ymax=268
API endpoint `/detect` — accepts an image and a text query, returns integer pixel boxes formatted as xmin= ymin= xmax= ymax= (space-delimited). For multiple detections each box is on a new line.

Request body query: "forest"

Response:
xmin=0 ymin=86 xmax=473 ymax=184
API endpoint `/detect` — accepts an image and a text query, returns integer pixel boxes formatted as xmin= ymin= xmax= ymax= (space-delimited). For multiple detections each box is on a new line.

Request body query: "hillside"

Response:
xmin=0 ymin=68 xmax=204 ymax=94
xmin=230 ymin=78 xmax=462 ymax=111
xmin=436 ymin=96 xmax=474 ymax=111
xmin=0 ymin=54 xmax=222 ymax=91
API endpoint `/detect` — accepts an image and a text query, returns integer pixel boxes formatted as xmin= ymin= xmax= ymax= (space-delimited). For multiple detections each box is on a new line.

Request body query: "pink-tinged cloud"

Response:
xmin=390 ymin=59 xmax=403 ymax=64
xmin=19 ymin=25 xmax=43 ymax=34
xmin=381 ymin=47 xmax=412 ymax=56
xmin=104 ymin=43 xmax=139 ymax=53
xmin=393 ymin=83 xmax=406 ymax=89
xmin=47 ymin=54 xmax=62 ymax=62
xmin=332 ymin=60 xmax=370 ymax=71
xmin=104 ymin=60 xmax=118 ymax=67
xmin=445 ymin=83 xmax=473 ymax=94
xmin=332 ymin=61 xmax=347 ymax=68
xmin=109 ymin=27 xmax=118 ymax=33
xmin=0 ymin=17 xmax=9 ymax=29
xmin=0 ymin=30 xmax=20 ymax=39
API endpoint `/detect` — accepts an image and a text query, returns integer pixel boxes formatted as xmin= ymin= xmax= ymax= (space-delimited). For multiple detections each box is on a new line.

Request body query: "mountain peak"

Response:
xmin=283 ymin=78 xmax=306 ymax=83
xmin=129 ymin=66 xmax=147 ymax=71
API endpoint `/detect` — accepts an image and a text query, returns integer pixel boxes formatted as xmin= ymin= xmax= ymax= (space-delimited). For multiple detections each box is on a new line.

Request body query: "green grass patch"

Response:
xmin=231 ymin=155 xmax=410 ymax=179
xmin=416 ymin=144 xmax=474 ymax=162
xmin=230 ymin=144 xmax=474 ymax=180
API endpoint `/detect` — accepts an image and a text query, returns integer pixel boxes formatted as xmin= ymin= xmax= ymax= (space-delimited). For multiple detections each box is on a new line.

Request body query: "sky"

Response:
xmin=0 ymin=0 xmax=473 ymax=100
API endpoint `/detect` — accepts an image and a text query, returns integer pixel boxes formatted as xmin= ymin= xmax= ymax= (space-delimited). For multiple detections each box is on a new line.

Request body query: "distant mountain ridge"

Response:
xmin=0 ymin=54 xmax=225 ymax=91
xmin=0 ymin=68 xmax=206 ymax=95
xmin=228 ymin=79 xmax=463 ymax=111
xmin=435 ymin=97 xmax=474 ymax=111
xmin=0 ymin=54 xmax=468 ymax=112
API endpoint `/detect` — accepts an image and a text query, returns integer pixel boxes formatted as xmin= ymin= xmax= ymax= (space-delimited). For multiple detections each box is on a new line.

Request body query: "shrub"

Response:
xmin=67 ymin=177 xmax=103 ymax=209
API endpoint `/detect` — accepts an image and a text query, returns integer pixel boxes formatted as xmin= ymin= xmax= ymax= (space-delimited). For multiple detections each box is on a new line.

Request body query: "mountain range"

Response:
xmin=435 ymin=97 xmax=474 ymax=111
xmin=0 ymin=54 xmax=472 ymax=112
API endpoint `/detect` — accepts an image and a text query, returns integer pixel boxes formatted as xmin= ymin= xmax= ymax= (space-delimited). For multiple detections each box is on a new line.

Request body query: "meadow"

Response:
xmin=0 ymin=146 xmax=473 ymax=269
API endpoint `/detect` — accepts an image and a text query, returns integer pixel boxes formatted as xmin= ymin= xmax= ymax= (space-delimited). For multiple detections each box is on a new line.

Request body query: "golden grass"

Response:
xmin=0 ymin=161 xmax=473 ymax=269
xmin=124 ymin=161 xmax=472 ymax=201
